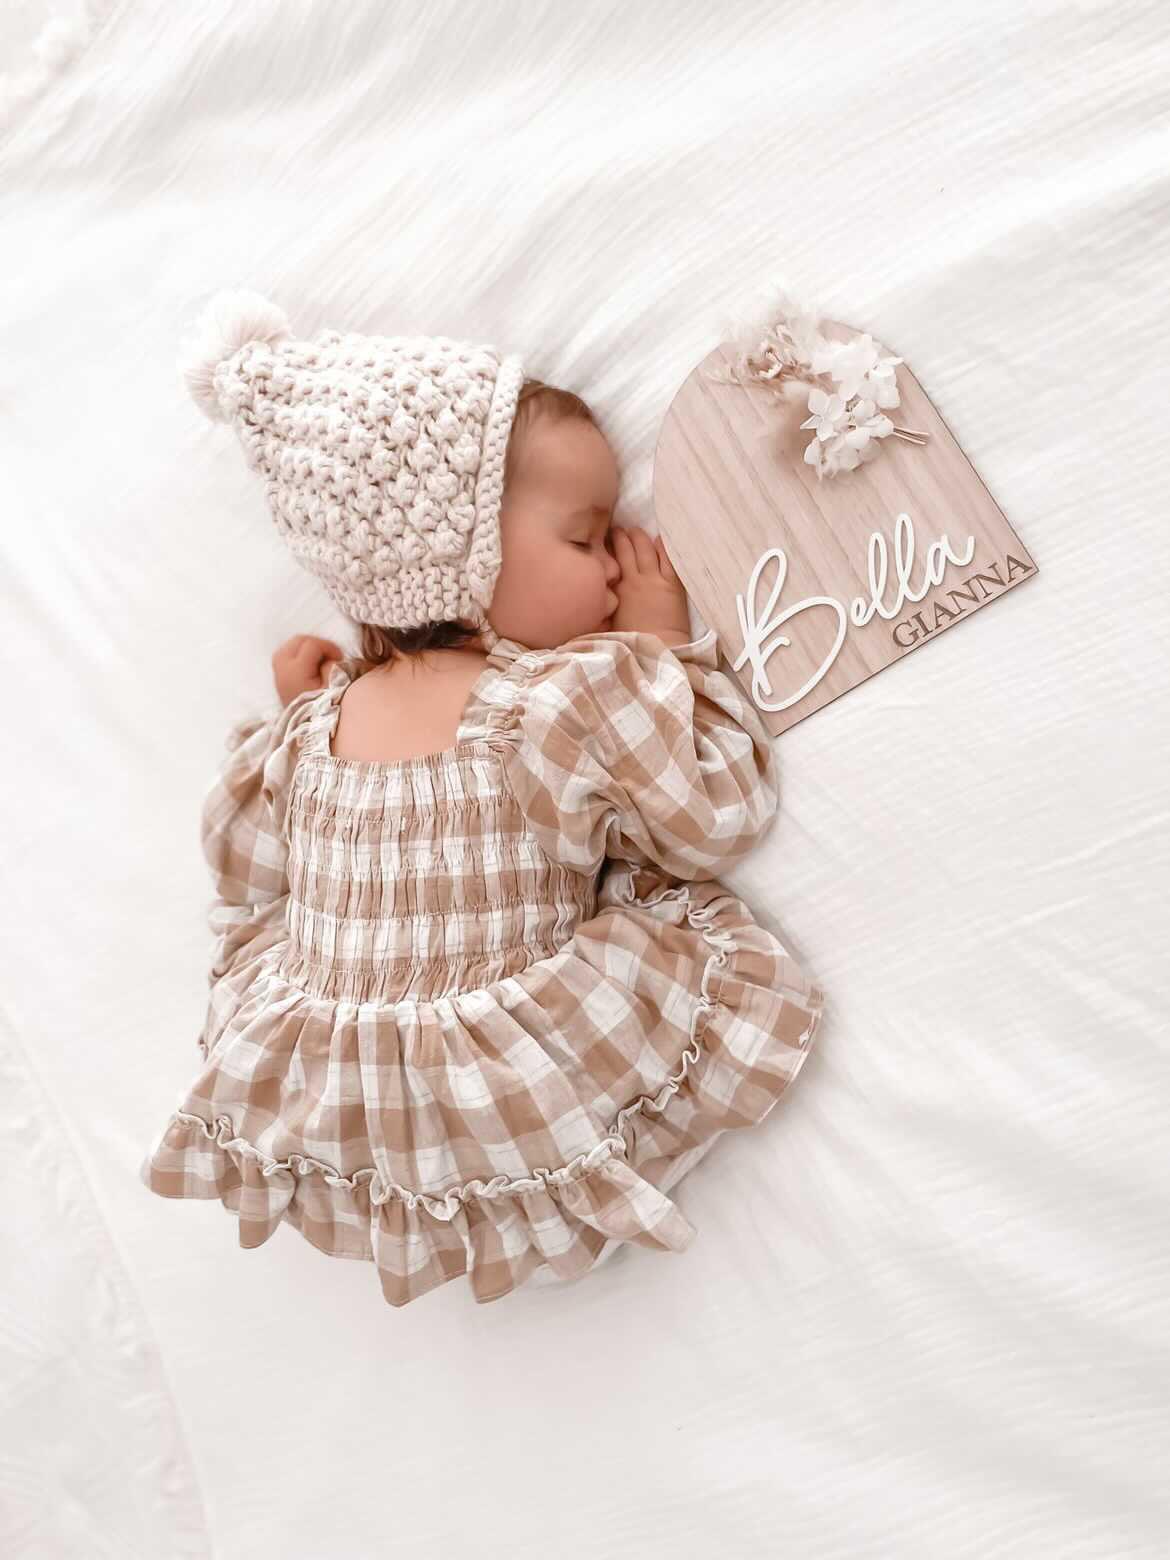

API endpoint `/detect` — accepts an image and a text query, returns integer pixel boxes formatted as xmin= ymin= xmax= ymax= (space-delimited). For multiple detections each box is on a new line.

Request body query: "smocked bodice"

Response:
xmin=273 ymin=650 xmax=596 ymax=1004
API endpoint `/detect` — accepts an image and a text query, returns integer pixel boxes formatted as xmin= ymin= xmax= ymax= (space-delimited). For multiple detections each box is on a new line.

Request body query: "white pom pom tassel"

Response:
xmin=179 ymin=289 xmax=292 ymax=421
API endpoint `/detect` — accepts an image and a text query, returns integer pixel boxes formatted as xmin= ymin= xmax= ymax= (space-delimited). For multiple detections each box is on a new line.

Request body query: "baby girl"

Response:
xmin=140 ymin=291 xmax=826 ymax=1309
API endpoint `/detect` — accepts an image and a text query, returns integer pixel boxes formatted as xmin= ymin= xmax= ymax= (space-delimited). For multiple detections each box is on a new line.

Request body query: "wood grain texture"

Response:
xmin=652 ymin=320 xmax=1039 ymax=734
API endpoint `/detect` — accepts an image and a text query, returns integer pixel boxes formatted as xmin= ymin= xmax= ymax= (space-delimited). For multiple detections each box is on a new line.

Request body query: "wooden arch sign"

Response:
xmin=651 ymin=319 xmax=1039 ymax=735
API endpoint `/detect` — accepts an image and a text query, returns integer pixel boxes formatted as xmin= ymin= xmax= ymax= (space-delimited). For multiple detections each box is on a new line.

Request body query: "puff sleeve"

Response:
xmin=200 ymin=687 xmax=320 ymax=986
xmin=506 ymin=627 xmax=779 ymax=881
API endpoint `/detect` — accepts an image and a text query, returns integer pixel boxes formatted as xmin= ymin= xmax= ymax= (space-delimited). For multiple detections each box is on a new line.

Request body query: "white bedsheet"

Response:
xmin=3 ymin=3 xmax=1167 ymax=1556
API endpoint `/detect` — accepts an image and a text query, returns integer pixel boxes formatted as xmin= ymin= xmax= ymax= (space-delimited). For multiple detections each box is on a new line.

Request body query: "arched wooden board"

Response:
xmin=652 ymin=319 xmax=1039 ymax=735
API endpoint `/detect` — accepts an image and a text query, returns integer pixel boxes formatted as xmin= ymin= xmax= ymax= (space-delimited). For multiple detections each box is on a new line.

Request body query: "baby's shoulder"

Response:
xmin=330 ymin=653 xmax=491 ymax=764
xmin=513 ymin=630 xmax=705 ymax=744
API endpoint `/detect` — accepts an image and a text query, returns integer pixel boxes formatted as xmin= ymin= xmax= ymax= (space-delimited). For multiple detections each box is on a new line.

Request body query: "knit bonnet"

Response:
xmin=179 ymin=290 xmax=526 ymax=654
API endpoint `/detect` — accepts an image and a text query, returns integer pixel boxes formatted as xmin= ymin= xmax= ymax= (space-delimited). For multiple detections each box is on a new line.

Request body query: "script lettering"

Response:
xmin=732 ymin=513 xmax=977 ymax=713
xmin=731 ymin=549 xmax=847 ymax=713
xmin=853 ymin=513 xmax=976 ymax=626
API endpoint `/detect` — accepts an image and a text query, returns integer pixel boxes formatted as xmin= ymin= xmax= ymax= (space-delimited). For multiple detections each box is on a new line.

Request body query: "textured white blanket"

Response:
xmin=2 ymin=3 xmax=1167 ymax=1556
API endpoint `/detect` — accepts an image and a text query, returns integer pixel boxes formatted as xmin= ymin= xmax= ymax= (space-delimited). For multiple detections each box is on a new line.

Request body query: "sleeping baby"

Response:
xmin=139 ymin=290 xmax=826 ymax=1308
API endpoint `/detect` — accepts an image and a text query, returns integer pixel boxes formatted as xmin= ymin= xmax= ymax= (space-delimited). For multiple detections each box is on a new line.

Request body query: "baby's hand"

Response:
xmin=272 ymin=634 xmax=346 ymax=706
xmin=609 ymin=524 xmax=692 ymax=643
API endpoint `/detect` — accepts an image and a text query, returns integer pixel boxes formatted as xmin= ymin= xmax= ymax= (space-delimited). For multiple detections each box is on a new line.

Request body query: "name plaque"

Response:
xmin=652 ymin=316 xmax=1039 ymax=734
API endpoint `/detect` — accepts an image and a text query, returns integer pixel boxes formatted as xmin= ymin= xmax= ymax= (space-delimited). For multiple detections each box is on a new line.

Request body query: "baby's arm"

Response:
xmin=511 ymin=626 xmax=778 ymax=883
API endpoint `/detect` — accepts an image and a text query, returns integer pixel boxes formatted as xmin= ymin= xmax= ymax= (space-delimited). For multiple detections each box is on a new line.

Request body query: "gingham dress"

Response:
xmin=139 ymin=627 xmax=825 ymax=1308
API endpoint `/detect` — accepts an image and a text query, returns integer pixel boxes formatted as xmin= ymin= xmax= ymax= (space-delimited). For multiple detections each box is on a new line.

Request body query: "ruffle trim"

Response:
xmin=294 ymin=638 xmax=540 ymax=765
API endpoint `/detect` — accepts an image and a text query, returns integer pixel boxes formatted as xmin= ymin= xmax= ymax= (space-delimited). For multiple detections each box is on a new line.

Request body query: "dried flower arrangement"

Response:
xmin=704 ymin=303 xmax=929 ymax=480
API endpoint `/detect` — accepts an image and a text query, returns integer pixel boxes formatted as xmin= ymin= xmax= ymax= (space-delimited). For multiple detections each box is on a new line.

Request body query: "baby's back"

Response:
xmin=329 ymin=651 xmax=490 ymax=763
xmin=279 ymin=647 xmax=601 ymax=1007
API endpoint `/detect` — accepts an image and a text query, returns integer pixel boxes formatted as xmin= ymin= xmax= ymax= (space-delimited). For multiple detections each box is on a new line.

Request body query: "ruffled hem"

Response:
xmin=142 ymin=871 xmax=824 ymax=1308
xmin=142 ymin=1108 xmax=701 ymax=1305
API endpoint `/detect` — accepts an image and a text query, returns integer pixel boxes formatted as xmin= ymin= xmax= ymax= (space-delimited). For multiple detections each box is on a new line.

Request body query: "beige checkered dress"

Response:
xmin=140 ymin=627 xmax=825 ymax=1307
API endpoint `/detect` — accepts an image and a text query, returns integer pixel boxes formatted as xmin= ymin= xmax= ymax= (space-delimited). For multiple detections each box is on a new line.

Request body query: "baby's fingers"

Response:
xmin=654 ymin=535 xmax=681 ymax=582
xmin=611 ymin=526 xmax=635 ymax=567
xmin=615 ymin=523 xmax=657 ymax=574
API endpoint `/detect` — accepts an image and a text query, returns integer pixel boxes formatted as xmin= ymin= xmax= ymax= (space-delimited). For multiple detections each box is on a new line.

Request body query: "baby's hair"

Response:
xmin=348 ymin=378 xmax=597 ymax=673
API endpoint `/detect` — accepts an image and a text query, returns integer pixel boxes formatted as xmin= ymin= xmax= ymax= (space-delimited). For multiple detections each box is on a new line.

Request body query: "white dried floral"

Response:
xmin=705 ymin=302 xmax=928 ymax=480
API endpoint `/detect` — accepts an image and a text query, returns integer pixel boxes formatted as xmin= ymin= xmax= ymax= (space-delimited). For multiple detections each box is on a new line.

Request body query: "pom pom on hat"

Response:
xmin=179 ymin=288 xmax=292 ymax=421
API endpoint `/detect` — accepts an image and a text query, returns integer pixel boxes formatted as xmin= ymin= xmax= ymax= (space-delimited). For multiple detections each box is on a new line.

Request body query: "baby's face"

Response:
xmin=488 ymin=416 xmax=623 ymax=651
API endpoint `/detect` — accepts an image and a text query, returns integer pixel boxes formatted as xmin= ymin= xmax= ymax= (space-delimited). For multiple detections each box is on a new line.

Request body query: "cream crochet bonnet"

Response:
xmin=180 ymin=290 xmax=525 ymax=654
